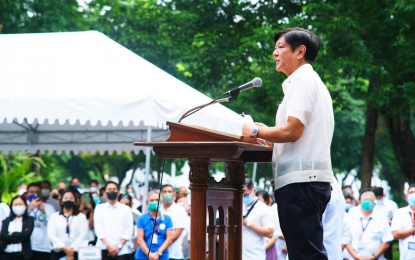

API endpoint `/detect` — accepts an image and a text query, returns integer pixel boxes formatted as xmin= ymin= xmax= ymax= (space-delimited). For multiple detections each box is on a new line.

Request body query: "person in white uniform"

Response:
xmin=94 ymin=181 xmax=134 ymax=260
xmin=391 ymin=184 xmax=415 ymax=260
xmin=346 ymin=191 xmax=393 ymax=260
xmin=159 ymin=184 xmax=187 ymax=260
xmin=242 ymin=179 xmax=274 ymax=260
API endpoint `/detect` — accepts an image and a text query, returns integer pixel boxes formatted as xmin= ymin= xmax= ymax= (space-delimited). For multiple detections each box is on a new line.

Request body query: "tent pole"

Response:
xmin=142 ymin=126 xmax=152 ymax=214
xmin=252 ymin=162 xmax=258 ymax=186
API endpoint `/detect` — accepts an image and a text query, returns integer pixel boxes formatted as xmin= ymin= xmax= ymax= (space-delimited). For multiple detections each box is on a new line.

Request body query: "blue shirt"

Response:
xmin=135 ymin=212 xmax=173 ymax=260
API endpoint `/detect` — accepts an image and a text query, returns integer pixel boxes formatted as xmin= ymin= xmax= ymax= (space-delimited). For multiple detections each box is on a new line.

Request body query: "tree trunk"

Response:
xmin=386 ymin=107 xmax=415 ymax=183
xmin=30 ymin=150 xmax=41 ymax=177
xmin=360 ymin=103 xmax=378 ymax=191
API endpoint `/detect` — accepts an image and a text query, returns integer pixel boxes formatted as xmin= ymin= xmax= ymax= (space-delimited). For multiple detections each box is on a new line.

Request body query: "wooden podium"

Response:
xmin=134 ymin=122 xmax=272 ymax=260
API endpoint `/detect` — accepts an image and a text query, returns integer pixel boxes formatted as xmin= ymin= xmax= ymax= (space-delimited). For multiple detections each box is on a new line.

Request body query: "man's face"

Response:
xmin=105 ymin=183 xmax=119 ymax=193
xmin=148 ymin=193 xmax=159 ymax=204
xmin=375 ymin=195 xmax=384 ymax=201
xmin=41 ymin=182 xmax=51 ymax=191
xmin=90 ymin=182 xmax=98 ymax=188
xmin=57 ymin=182 xmax=66 ymax=190
xmin=71 ymin=178 xmax=80 ymax=186
xmin=243 ymin=186 xmax=255 ymax=196
xmin=178 ymin=187 xmax=187 ymax=195
xmin=406 ymin=188 xmax=415 ymax=202
xmin=27 ymin=186 xmax=40 ymax=196
xmin=273 ymin=35 xmax=300 ymax=76
xmin=345 ymin=198 xmax=352 ymax=204
xmin=161 ymin=186 xmax=174 ymax=196
xmin=361 ymin=194 xmax=375 ymax=203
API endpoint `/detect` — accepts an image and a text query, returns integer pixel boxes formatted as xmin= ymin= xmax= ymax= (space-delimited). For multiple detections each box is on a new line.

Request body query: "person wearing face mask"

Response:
xmin=127 ymin=187 xmax=141 ymax=211
xmin=26 ymin=182 xmax=56 ymax=259
xmin=0 ymin=195 xmax=34 ymax=260
xmin=70 ymin=178 xmax=81 ymax=189
xmin=159 ymin=185 xmax=187 ymax=260
xmin=373 ymin=187 xmax=398 ymax=223
xmin=391 ymin=184 xmax=415 ymax=260
xmin=47 ymin=190 xmax=89 ymax=260
xmin=242 ymin=179 xmax=274 ymax=260
xmin=345 ymin=191 xmax=393 ymax=260
xmin=345 ymin=196 xmax=353 ymax=212
xmin=57 ymin=182 xmax=67 ymax=200
xmin=94 ymin=181 xmax=133 ymax=260
xmin=89 ymin=180 xmax=99 ymax=194
xmin=134 ymin=191 xmax=173 ymax=260
xmin=343 ymin=185 xmax=360 ymax=206
xmin=40 ymin=180 xmax=61 ymax=212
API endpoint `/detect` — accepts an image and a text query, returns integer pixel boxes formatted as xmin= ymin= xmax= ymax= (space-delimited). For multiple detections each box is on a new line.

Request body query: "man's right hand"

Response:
xmin=106 ymin=244 xmax=118 ymax=257
xmin=29 ymin=198 xmax=41 ymax=210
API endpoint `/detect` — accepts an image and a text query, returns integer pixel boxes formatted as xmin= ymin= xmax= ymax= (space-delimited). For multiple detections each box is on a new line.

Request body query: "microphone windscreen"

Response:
xmin=252 ymin=77 xmax=262 ymax=87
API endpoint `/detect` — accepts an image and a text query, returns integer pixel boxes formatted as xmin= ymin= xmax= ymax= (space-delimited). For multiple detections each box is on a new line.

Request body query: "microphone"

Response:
xmin=225 ymin=77 xmax=262 ymax=96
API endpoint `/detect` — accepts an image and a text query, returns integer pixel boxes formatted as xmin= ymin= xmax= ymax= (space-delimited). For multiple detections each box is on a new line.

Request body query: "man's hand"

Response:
xmin=149 ymin=252 xmax=159 ymax=260
xmin=62 ymin=246 xmax=75 ymax=259
xmin=242 ymin=218 xmax=248 ymax=226
xmin=29 ymin=198 xmax=41 ymax=210
xmin=38 ymin=203 xmax=45 ymax=213
xmin=106 ymin=244 xmax=119 ymax=257
xmin=242 ymin=123 xmax=256 ymax=138
xmin=281 ymin=245 xmax=287 ymax=253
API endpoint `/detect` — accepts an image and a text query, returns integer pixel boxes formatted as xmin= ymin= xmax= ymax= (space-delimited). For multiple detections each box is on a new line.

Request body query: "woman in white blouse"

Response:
xmin=0 ymin=195 xmax=34 ymax=260
xmin=47 ymin=190 xmax=89 ymax=260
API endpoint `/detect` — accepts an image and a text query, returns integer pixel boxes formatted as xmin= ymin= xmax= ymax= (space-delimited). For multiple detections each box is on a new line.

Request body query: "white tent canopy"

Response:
xmin=0 ymin=31 xmax=245 ymax=154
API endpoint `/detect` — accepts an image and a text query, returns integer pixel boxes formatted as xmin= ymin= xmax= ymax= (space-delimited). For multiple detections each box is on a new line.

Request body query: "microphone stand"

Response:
xmin=178 ymin=94 xmax=239 ymax=123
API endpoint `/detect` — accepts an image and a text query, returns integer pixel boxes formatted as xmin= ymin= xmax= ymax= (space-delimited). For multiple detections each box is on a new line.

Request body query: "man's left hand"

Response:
xmin=242 ymin=218 xmax=248 ymax=226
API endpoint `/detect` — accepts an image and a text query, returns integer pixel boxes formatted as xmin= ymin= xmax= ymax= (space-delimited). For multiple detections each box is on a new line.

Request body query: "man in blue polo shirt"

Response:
xmin=135 ymin=191 xmax=173 ymax=260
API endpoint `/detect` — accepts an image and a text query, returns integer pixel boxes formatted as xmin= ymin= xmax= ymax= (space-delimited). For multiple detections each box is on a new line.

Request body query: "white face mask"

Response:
xmin=12 ymin=206 xmax=26 ymax=216
xmin=41 ymin=189 xmax=50 ymax=198
xmin=89 ymin=187 xmax=98 ymax=193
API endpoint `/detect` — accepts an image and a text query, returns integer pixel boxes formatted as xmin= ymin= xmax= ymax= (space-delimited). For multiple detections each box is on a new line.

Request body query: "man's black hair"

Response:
xmin=373 ymin=187 xmax=384 ymax=197
xmin=104 ymin=181 xmax=119 ymax=191
xmin=244 ymin=178 xmax=254 ymax=190
xmin=41 ymin=180 xmax=52 ymax=188
xmin=89 ymin=179 xmax=99 ymax=186
xmin=27 ymin=182 xmax=41 ymax=191
xmin=274 ymin=27 xmax=321 ymax=65
xmin=256 ymin=190 xmax=270 ymax=204
xmin=409 ymin=184 xmax=415 ymax=191
xmin=344 ymin=196 xmax=353 ymax=201
xmin=161 ymin=184 xmax=175 ymax=192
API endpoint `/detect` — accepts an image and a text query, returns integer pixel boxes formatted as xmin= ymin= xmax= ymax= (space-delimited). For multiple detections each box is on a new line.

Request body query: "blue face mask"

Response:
xmin=361 ymin=200 xmax=375 ymax=211
xmin=408 ymin=194 xmax=415 ymax=206
xmin=243 ymin=191 xmax=254 ymax=205
xmin=345 ymin=203 xmax=352 ymax=211
xmin=93 ymin=198 xmax=100 ymax=205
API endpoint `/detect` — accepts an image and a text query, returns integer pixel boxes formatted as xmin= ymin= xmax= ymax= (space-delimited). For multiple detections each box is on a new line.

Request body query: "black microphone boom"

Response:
xmin=225 ymin=77 xmax=262 ymax=96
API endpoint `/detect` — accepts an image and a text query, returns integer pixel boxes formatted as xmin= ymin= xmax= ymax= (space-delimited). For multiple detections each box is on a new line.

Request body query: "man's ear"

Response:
xmin=253 ymin=188 xmax=256 ymax=194
xmin=297 ymin=45 xmax=306 ymax=60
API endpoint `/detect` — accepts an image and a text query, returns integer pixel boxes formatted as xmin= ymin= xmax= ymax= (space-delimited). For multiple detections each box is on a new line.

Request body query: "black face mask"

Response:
xmin=62 ymin=200 xmax=74 ymax=209
xmin=107 ymin=191 xmax=118 ymax=200
xmin=58 ymin=189 xmax=65 ymax=195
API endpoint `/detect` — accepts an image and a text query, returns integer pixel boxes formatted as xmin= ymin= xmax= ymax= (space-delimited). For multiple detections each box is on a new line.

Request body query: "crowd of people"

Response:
xmin=0 ymin=178 xmax=191 ymax=260
xmin=2 ymin=176 xmax=415 ymax=260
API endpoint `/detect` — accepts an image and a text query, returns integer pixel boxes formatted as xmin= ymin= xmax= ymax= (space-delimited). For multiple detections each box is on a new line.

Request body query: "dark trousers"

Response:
xmin=1 ymin=252 xmax=25 ymax=260
xmin=101 ymin=251 xmax=133 ymax=260
xmin=274 ymin=182 xmax=331 ymax=260
xmin=31 ymin=251 xmax=51 ymax=260
xmin=50 ymin=251 xmax=78 ymax=260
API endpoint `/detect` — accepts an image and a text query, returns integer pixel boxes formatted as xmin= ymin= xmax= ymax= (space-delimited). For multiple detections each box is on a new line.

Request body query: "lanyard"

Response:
xmin=150 ymin=218 xmax=160 ymax=234
xmin=32 ymin=208 xmax=39 ymax=221
xmin=244 ymin=199 xmax=259 ymax=218
xmin=360 ymin=217 xmax=372 ymax=233
xmin=65 ymin=215 xmax=73 ymax=237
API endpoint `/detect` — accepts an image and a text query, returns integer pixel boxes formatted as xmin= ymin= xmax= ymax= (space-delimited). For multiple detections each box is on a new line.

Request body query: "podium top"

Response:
xmin=133 ymin=122 xmax=272 ymax=162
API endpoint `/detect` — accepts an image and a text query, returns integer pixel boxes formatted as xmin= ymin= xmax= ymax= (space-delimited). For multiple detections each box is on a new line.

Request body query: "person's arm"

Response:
xmin=393 ymin=228 xmax=415 ymax=240
xmin=47 ymin=214 xmax=67 ymax=251
xmin=372 ymin=242 xmax=389 ymax=259
xmin=70 ymin=214 xmax=89 ymax=250
xmin=88 ymin=208 xmax=94 ymax=230
xmin=11 ymin=217 xmax=34 ymax=240
xmin=346 ymin=243 xmax=362 ymax=260
xmin=265 ymin=238 xmax=277 ymax=250
xmin=171 ymin=228 xmax=183 ymax=243
xmin=136 ymin=229 xmax=149 ymax=255
xmin=0 ymin=219 xmax=22 ymax=244
xmin=158 ymin=229 xmax=173 ymax=254
xmin=243 ymin=218 xmax=273 ymax=238
xmin=242 ymin=116 xmax=305 ymax=143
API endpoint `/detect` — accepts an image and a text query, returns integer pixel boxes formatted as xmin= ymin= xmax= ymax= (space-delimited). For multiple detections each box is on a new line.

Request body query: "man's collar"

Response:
xmin=407 ymin=205 xmax=414 ymax=213
xmin=282 ymin=64 xmax=313 ymax=94
xmin=359 ymin=210 xmax=374 ymax=220
xmin=106 ymin=201 xmax=119 ymax=208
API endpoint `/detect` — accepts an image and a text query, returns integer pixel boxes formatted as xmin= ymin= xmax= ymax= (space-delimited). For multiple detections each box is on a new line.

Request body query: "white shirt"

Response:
xmin=391 ymin=206 xmax=415 ymax=260
xmin=47 ymin=212 xmax=89 ymax=252
xmin=5 ymin=217 xmax=23 ymax=253
xmin=348 ymin=212 xmax=393 ymax=260
xmin=0 ymin=206 xmax=6 ymax=232
xmin=242 ymin=200 xmax=274 ymax=260
xmin=29 ymin=202 xmax=56 ymax=252
xmin=0 ymin=202 xmax=10 ymax=218
xmin=272 ymin=64 xmax=335 ymax=190
xmin=159 ymin=202 xmax=187 ymax=259
xmin=94 ymin=202 xmax=133 ymax=255
xmin=323 ymin=178 xmax=345 ymax=260
xmin=374 ymin=197 xmax=398 ymax=221
xmin=342 ymin=213 xmax=352 ymax=260
xmin=46 ymin=197 xmax=61 ymax=212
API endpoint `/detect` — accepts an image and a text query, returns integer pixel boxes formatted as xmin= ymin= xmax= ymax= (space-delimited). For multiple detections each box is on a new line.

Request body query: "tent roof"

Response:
xmin=0 ymin=31 xmax=244 ymax=154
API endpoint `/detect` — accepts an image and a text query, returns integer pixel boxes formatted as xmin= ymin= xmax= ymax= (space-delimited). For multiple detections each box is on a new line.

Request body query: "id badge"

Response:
xmin=34 ymin=222 xmax=42 ymax=228
xmin=152 ymin=234 xmax=158 ymax=244
xmin=408 ymin=242 xmax=415 ymax=250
